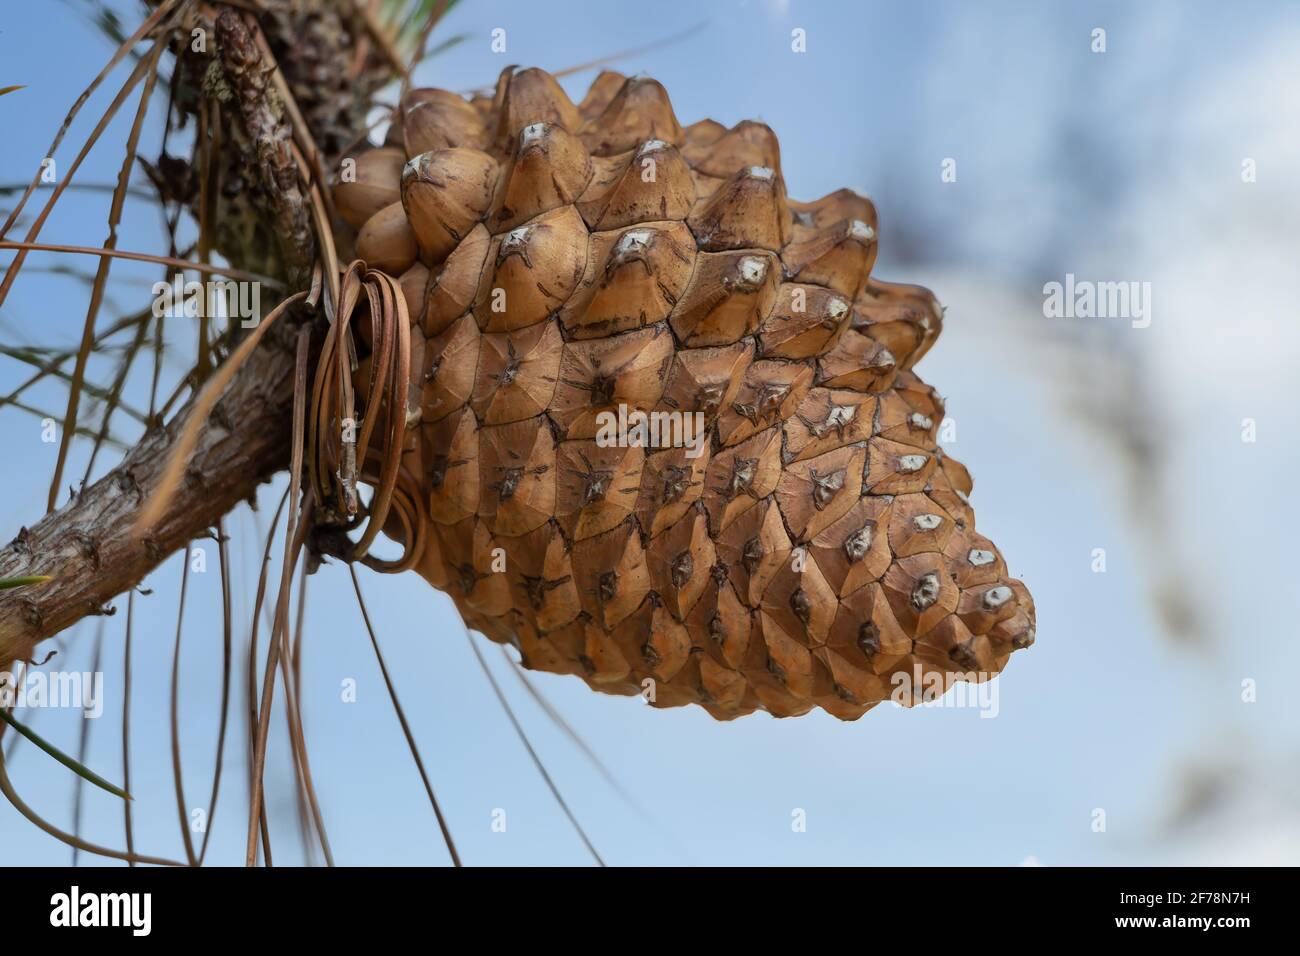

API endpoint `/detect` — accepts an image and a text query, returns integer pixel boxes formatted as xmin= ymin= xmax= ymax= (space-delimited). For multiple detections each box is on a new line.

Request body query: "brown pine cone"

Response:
xmin=331 ymin=67 xmax=1036 ymax=721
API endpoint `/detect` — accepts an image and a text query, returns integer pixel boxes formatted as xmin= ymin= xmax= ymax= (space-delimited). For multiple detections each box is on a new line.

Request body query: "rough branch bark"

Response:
xmin=210 ymin=5 xmax=317 ymax=288
xmin=0 ymin=318 xmax=300 ymax=668
xmin=0 ymin=0 xmax=393 ymax=668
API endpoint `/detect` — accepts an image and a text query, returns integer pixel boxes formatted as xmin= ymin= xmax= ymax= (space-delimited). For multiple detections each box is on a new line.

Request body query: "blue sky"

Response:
xmin=2 ymin=0 xmax=1297 ymax=865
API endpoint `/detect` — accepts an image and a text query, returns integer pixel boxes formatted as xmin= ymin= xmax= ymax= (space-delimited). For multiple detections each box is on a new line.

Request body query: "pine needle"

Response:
xmin=462 ymin=627 xmax=606 ymax=866
xmin=551 ymin=21 xmax=709 ymax=79
xmin=0 ymin=707 xmax=130 ymax=801
xmin=0 ymin=720 xmax=181 ymax=867
xmin=350 ymin=566 xmax=461 ymax=866
xmin=0 ymin=240 xmax=281 ymax=288
xmin=134 ymin=289 xmax=307 ymax=536
xmin=169 ymin=546 xmax=199 ymax=866
xmin=0 ymin=0 xmax=179 ymax=239
xmin=0 ymin=575 xmax=52 ymax=590
xmin=70 ymin=625 xmax=105 ymax=865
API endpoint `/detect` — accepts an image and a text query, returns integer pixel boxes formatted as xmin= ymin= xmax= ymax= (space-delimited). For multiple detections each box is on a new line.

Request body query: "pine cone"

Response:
xmin=332 ymin=67 xmax=1036 ymax=720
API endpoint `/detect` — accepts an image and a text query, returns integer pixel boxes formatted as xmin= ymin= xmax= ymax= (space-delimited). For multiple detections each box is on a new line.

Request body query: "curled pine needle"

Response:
xmin=0 ymin=575 xmax=53 ymax=590
xmin=0 ymin=708 xmax=131 ymax=801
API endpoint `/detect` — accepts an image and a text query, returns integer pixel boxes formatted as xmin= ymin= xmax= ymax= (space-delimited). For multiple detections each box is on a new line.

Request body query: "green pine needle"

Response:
xmin=0 ymin=708 xmax=132 ymax=801
xmin=0 ymin=575 xmax=52 ymax=590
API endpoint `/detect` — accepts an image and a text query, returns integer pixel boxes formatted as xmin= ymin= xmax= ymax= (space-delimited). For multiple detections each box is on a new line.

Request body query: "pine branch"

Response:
xmin=0 ymin=0 xmax=398 ymax=667
xmin=0 ymin=312 xmax=301 ymax=667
